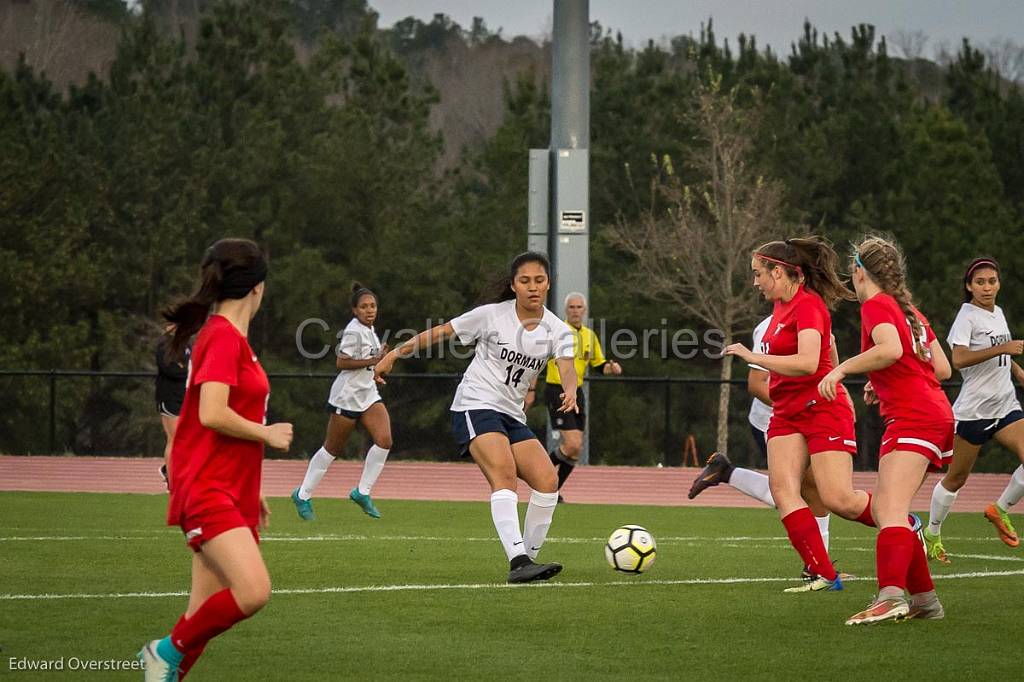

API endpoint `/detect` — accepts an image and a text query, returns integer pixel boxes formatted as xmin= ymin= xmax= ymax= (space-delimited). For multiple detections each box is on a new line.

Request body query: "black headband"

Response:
xmin=219 ymin=259 xmax=268 ymax=300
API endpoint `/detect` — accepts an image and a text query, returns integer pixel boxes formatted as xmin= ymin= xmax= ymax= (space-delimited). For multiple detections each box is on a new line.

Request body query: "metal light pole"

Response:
xmin=527 ymin=0 xmax=591 ymax=463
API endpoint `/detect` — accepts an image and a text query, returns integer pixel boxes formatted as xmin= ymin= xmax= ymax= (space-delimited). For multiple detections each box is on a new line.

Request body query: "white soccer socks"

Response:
xmin=358 ymin=445 xmax=390 ymax=495
xmin=729 ymin=468 xmax=776 ymax=507
xmin=927 ymin=481 xmax=958 ymax=535
xmin=490 ymin=489 xmax=526 ymax=561
xmin=523 ymin=490 xmax=559 ymax=560
xmin=298 ymin=447 xmax=336 ymax=501
xmin=816 ymin=514 xmax=831 ymax=552
xmin=996 ymin=465 xmax=1024 ymax=511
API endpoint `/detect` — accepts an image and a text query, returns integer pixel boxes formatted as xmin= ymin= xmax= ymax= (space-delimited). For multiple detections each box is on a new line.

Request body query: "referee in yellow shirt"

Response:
xmin=528 ymin=292 xmax=622 ymax=500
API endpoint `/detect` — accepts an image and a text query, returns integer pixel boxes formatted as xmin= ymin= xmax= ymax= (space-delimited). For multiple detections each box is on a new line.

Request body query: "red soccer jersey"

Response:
xmin=760 ymin=285 xmax=846 ymax=418
xmin=860 ymin=293 xmax=952 ymax=423
xmin=167 ymin=315 xmax=269 ymax=528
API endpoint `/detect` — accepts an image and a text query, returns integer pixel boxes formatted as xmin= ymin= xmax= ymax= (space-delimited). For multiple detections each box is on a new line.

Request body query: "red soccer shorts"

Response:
xmin=879 ymin=416 xmax=954 ymax=470
xmin=180 ymin=493 xmax=259 ymax=552
xmin=768 ymin=401 xmax=857 ymax=456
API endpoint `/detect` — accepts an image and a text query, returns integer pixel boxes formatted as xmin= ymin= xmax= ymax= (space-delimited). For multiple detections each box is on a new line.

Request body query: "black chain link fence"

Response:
xmin=0 ymin=370 xmax=1017 ymax=472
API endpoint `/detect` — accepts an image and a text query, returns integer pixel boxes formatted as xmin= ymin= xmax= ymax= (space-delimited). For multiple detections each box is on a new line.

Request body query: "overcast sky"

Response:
xmin=370 ymin=1 xmax=1022 ymax=58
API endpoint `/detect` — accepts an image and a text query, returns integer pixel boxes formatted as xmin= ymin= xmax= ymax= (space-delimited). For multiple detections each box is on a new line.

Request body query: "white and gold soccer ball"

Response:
xmin=604 ymin=525 xmax=657 ymax=573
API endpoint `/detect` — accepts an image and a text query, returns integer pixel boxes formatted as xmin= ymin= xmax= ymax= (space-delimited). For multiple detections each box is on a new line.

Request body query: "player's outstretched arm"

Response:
xmin=374 ymin=323 xmax=456 ymax=384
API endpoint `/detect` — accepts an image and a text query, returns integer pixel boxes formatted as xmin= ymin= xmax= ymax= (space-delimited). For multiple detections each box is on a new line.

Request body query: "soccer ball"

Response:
xmin=604 ymin=525 xmax=657 ymax=573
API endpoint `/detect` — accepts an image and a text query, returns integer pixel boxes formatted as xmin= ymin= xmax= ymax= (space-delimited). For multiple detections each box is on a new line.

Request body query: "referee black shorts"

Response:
xmin=545 ymin=384 xmax=586 ymax=432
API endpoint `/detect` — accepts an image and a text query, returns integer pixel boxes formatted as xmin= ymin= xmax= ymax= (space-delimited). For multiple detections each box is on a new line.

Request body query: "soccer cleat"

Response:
xmin=349 ymin=488 xmax=381 ymax=518
xmin=784 ymin=574 xmax=843 ymax=593
xmin=845 ymin=597 xmax=910 ymax=625
xmin=507 ymin=559 xmax=563 ymax=584
xmin=984 ymin=503 xmax=1020 ymax=547
xmin=907 ymin=596 xmax=945 ymax=621
xmin=138 ymin=639 xmax=180 ymax=682
xmin=922 ymin=529 xmax=950 ymax=564
xmin=800 ymin=560 xmax=852 ymax=582
xmin=291 ymin=487 xmax=315 ymax=521
xmin=687 ymin=452 xmax=734 ymax=499
xmin=909 ymin=512 xmax=925 ymax=540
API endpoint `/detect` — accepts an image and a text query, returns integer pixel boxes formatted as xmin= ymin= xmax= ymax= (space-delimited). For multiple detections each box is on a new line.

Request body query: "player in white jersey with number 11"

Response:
xmin=292 ymin=283 xmax=393 ymax=520
xmin=374 ymin=252 xmax=578 ymax=583
xmin=924 ymin=257 xmax=1024 ymax=561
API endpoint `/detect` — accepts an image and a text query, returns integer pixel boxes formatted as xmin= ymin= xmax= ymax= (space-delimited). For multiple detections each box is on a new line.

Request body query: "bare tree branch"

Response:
xmin=890 ymin=29 xmax=929 ymax=60
xmin=607 ymin=77 xmax=785 ymax=451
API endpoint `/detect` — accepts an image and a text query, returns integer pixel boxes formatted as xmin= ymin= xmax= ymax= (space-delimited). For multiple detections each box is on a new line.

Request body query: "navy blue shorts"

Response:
xmin=956 ymin=410 xmax=1024 ymax=446
xmin=325 ymin=400 xmax=382 ymax=421
xmin=450 ymin=409 xmax=537 ymax=456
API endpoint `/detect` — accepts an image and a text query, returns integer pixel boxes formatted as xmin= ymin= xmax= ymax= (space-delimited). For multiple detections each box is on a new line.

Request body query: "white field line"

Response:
xmin=0 ymin=534 xmax=789 ymax=543
xmin=1 ymin=532 xmax=1019 ymax=545
xmin=4 ymin=568 xmax=1024 ymax=602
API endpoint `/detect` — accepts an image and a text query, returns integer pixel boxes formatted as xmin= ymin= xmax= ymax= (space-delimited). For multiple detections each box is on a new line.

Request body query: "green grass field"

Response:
xmin=2 ymin=492 xmax=1022 ymax=680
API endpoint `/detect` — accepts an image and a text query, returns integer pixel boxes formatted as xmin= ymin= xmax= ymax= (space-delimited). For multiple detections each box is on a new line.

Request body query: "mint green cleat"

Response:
xmin=291 ymin=487 xmax=315 ymax=521
xmin=349 ymin=487 xmax=380 ymax=518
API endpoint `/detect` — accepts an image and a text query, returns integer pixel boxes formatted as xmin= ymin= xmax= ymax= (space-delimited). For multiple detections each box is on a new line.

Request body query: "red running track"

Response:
xmin=0 ymin=455 xmax=1013 ymax=512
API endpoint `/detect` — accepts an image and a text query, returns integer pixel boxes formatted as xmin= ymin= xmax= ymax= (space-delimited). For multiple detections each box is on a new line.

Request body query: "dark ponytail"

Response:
xmin=350 ymin=282 xmax=377 ymax=308
xmin=962 ymin=257 xmax=999 ymax=303
xmin=161 ymin=238 xmax=266 ymax=359
xmin=479 ymin=251 xmax=551 ymax=304
xmin=754 ymin=236 xmax=855 ymax=309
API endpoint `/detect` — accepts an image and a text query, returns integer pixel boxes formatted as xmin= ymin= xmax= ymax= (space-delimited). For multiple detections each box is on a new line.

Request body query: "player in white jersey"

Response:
xmin=689 ymin=316 xmax=834 ymax=579
xmin=374 ymin=252 xmax=578 ymax=583
xmin=292 ymin=283 xmax=392 ymax=520
xmin=924 ymin=258 xmax=1024 ymax=561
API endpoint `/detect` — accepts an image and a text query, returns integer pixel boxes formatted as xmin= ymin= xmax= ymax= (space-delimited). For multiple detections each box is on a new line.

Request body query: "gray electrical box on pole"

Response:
xmin=527 ymin=149 xmax=550 ymax=255
xmin=527 ymin=0 xmax=591 ymax=464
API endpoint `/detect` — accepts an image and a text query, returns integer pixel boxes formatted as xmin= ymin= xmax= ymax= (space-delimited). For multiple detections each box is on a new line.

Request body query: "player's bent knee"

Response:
xmin=562 ymin=442 xmax=582 ymax=459
xmin=375 ymin=436 xmax=393 ymax=450
xmin=234 ymin=577 xmax=271 ymax=615
xmin=536 ymin=470 xmax=558 ymax=493
xmin=488 ymin=468 xmax=519 ymax=491
xmin=821 ymin=491 xmax=861 ymax=519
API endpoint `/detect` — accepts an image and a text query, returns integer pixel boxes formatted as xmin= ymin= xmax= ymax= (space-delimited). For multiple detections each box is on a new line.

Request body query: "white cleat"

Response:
xmin=845 ymin=597 xmax=910 ymax=625
xmin=138 ymin=640 xmax=179 ymax=682
xmin=783 ymin=575 xmax=843 ymax=593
